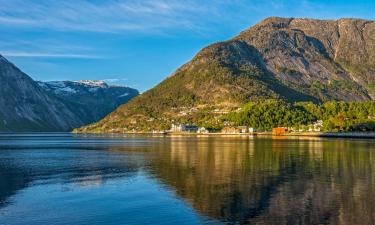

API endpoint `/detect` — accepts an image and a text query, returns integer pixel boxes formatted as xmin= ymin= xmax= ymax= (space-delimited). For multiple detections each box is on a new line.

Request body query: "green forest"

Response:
xmin=221 ymin=100 xmax=375 ymax=132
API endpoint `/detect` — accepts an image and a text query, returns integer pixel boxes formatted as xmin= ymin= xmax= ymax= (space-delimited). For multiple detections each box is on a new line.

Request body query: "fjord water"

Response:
xmin=0 ymin=134 xmax=374 ymax=225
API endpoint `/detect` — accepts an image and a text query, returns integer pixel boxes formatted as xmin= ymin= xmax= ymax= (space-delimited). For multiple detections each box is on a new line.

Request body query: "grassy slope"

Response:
xmin=76 ymin=41 xmax=317 ymax=132
xmin=77 ymin=18 xmax=374 ymax=133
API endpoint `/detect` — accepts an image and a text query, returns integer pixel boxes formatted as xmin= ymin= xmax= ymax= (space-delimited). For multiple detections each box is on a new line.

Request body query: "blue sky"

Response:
xmin=0 ymin=0 xmax=374 ymax=91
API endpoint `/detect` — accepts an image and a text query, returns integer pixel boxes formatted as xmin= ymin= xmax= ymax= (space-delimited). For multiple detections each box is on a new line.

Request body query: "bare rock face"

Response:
xmin=77 ymin=17 xmax=375 ymax=132
xmin=0 ymin=55 xmax=139 ymax=131
xmin=237 ymin=17 xmax=374 ymax=101
xmin=38 ymin=80 xmax=139 ymax=125
xmin=0 ymin=56 xmax=82 ymax=131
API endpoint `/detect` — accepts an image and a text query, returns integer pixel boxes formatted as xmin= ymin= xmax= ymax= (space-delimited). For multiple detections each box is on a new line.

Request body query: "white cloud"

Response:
xmin=2 ymin=51 xmax=100 ymax=59
xmin=0 ymin=0 xmax=293 ymax=35
xmin=0 ymin=0 xmax=212 ymax=34
xmin=1 ymin=0 xmax=370 ymax=61
xmin=0 ymin=39 xmax=102 ymax=59
xmin=0 ymin=0 xmax=373 ymax=36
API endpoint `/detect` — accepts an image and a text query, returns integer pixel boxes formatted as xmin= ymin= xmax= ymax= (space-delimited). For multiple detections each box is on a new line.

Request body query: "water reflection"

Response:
xmin=0 ymin=135 xmax=145 ymax=208
xmin=0 ymin=134 xmax=374 ymax=224
xmin=142 ymin=136 xmax=375 ymax=224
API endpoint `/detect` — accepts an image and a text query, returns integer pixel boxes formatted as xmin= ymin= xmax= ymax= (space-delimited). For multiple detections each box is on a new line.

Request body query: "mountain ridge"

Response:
xmin=0 ymin=55 xmax=139 ymax=131
xmin=0 ymin=54 xmax=82 ymax=131
xmin=75 ymin=17 xmax=374 ymax=132
xmin=38 ymin=80 xmax=139 ymax=125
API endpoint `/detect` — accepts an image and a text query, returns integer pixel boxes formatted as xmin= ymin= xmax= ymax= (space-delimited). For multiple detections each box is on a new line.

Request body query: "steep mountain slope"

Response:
xmin=236 ymin=17 xmax=374 ymax=100
xmin=0 ymin=56 xmax=82 ymax=131
xmin=77 ymin=17 xmax=375 ymax=133
xmin=0 ymin=55 xmax=139 ymax=132
xmin=38 ymin=80 xmax=139 ymax=125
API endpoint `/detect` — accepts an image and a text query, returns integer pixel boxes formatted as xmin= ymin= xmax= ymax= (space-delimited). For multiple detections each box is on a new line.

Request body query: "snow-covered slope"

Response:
xmin=76 ymin=80 xmax=107 ymax=87
xmin=0 ymin=54 xmax=139 ymax=132
xmin=0 ymin=55 xmax=83 ymax=131
xmin=38 ymin=80 xmax=139 ymax=125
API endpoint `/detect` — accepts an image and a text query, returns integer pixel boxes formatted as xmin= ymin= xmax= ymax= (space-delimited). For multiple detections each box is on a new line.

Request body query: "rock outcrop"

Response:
xmin=76 ymin=17 xmax=375 ymax=132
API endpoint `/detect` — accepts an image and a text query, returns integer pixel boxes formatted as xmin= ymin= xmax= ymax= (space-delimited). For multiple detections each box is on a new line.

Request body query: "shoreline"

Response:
xmin=74 ymin=131 xmax=375 ymax=138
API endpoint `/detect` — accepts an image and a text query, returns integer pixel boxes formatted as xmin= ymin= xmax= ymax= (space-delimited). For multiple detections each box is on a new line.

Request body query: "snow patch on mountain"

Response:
xmin=37 ymin=81 xmax=77 ymax=94
xmin=118 ymin=93 xmax=129 ymax=98
xmin=76 ymin=80 xmax=107 ymax=88
xmin=56 ymin=86 xmax=77 ymax=94
xmin=88 ymin=87 xmax=100 ymax=92
xmin=44 ymin=81 xmax=66 ymax=88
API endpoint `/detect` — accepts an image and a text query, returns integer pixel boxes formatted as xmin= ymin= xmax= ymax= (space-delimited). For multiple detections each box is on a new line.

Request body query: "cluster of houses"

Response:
xmin=222 ymin=126 xmax=256 ymax=134
xmin=271 ymin=120 xmax=324 ymax=135
xmin=170 ymin=124 xmax=256 ymax=134
xmin=171 ymin=124 xmax=210 ymax=133
xmin=170 ymin=120 xmax=324 ymax=135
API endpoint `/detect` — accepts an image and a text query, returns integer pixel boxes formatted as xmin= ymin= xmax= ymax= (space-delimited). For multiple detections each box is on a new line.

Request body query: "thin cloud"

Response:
xmin=0 ymin=0 xmax=373 ymax=36
xmin=0 ymin=16 xmax=38 ymax=25
xmin=0 ymin=0 xmax=204 ymax=33
xmin=2 ymin=51 xmax=101 ymax=59
xmin=0 ymin=0 xmax=258 ymax=34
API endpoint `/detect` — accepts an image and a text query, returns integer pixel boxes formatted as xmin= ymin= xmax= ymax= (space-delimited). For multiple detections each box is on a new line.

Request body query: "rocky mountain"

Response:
xmin=0 ymin=55 xmax=82 ymax=131
xmin=77 ymin=17 xmax=375 ymax=133
xmin=38 ymin=80 xmax=139 ymax=125
xmin=0 ymin=55 xmax=139 ymax=131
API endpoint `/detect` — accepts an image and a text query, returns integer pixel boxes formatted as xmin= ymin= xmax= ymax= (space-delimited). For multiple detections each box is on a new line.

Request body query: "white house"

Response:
xmin=308 ymin=120 xmax=323 ymax=132
xmin=197 ymin=127 xmax=209 ymax=134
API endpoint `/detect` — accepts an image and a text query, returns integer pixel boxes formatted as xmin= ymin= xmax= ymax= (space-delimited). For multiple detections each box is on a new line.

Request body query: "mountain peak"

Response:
xmin=77 ymin=16 xmax=374 ymax=133
xmin=246 ymin=17 xmax=374 ymax=33
xmin=258 ymin=16 xmax=294 ymax=26
xmin=76 ymin=80 xmax=108 ymax=87
xmin=0 ymin=54 xmax=10 ymax=63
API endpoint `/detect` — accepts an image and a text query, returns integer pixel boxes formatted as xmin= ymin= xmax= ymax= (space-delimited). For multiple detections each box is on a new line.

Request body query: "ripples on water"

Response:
xmin=0 ymin=133 xmax=374 ymax=225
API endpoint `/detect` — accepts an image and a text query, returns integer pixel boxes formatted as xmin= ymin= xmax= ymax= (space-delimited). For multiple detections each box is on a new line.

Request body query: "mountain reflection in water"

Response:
xmin=0 ymin=134 xmax=374 ymax=225
xmin=144 ymin=136 xmax=375 ymax=224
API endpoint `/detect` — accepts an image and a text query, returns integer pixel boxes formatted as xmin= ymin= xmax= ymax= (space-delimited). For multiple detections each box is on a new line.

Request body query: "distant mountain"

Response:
xmin=77 ymin=17 xmax=375 ymax=133
xmin=0 ymin=55 xmax=81 ymax=131
xmin=38 ymin=80 xmax=139 ymax=125
xmin=0 ymin=55 xmax=139 ymax=131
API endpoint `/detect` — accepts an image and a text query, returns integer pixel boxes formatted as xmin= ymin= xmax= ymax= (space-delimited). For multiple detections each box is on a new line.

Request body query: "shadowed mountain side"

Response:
xmin=0 ymin=56 xmax=82 ymax=131
xmin=38 ymin=81 xmax=139 ymax=125
xmin=0 ymin=55 xmax=139 ymax=131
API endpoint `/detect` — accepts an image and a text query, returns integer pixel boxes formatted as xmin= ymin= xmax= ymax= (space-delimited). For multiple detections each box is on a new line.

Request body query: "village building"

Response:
xmin=222 ymin=127 xmax=239 ymax=134
xmin=222 ymin=126 xmax=249 ymax=134
xmin=184 ymin=125 xmax=199 ymax=132
xmin=238 ymin=126 xmax=248 ymax=133
xmin=272 ymin=127 xmax=288 ymax=135
xmin=197 ymin=127 xmax=209 ymax=134
xmin=308 ymin=120 xmax=323 ymax=132
xmin=248 ymin=127 xmax=256 ymax=133
xmin=171 ymin=124 xmax=184 ymax=132
xmin=171 ymin=124 xmax=199 ymax=133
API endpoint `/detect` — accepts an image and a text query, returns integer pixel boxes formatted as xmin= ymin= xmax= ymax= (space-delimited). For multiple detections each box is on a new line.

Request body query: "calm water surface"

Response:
xmin=0 ymin=133 xmax=374 ymax=225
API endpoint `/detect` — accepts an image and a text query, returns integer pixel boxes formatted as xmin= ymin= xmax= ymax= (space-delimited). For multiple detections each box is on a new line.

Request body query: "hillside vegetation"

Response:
xmin=222 ymin=100 xmax=375 ymax=132
xmin=77 ymin=17 xmax=375 ymax=133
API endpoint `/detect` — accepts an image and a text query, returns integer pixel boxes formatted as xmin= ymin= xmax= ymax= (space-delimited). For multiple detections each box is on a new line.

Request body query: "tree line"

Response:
xmin=221 ymin=100 xmax=375 ymax=132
